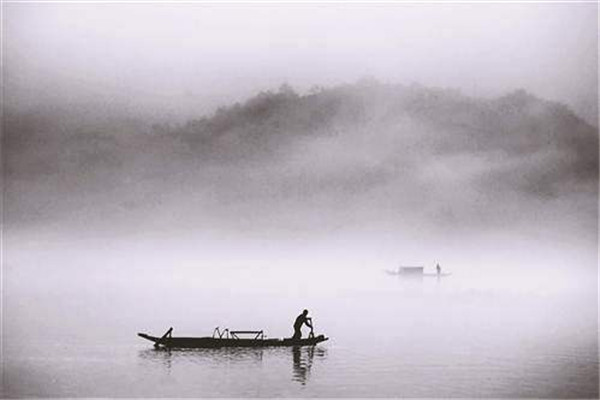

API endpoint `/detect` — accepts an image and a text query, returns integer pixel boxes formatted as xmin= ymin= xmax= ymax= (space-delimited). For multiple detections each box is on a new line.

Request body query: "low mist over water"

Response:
xmin=2 ymin=2 xmax=598 ymax=398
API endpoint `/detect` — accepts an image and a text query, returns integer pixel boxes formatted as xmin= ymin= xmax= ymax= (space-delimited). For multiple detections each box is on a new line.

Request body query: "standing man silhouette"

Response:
xmin=292 ymin=309 xmax=312 ymax=340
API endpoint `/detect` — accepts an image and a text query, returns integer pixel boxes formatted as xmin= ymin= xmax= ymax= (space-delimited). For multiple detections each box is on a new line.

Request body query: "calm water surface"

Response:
xmin=3 ymin=268 xmax=598 ymax=398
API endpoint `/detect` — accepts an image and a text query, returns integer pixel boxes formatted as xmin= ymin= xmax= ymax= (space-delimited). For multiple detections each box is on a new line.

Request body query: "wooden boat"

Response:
xmin=385 ymin=270 xmax=452 ymax=277
xmin=385 ymin=266 xmax=424 ymax=276
xmin=138 ymin=327 xmax=328 ymax=349
xmin=385 ymin=266 xmax=451 ymax=277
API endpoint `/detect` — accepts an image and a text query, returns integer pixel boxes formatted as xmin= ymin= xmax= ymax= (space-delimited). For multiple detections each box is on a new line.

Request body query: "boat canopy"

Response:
xmin=398 ymin=266 xmax=424 ymax=274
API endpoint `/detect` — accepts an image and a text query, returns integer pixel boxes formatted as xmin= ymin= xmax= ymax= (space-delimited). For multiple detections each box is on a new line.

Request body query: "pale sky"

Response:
xmin=4 ymin=2 xmax=598 ymax=122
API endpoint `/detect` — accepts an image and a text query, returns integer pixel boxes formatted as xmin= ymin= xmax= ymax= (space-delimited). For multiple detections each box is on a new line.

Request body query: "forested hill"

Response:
xmin=5 ymin=82 xmax=598 ymax=235
xmin=170 ymin=82 xmax=597 ymax=182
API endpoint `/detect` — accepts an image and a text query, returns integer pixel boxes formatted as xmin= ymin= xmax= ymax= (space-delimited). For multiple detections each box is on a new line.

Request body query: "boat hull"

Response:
xmin=138 ymin=333 xmax=328 ymax=348
xmin=385 ymin=270 xmax=451 ymax=277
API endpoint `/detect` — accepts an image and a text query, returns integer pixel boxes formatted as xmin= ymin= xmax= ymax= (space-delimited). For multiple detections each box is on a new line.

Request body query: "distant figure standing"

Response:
xmin=436 ymin=263 xmax=441 ymax=275
xmin=292 ymin=309 xmax=313 ymax=340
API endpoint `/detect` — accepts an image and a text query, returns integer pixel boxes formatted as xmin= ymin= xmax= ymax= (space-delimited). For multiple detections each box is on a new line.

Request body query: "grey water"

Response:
xmin=3 ymin=246 xmax=598 ymax=398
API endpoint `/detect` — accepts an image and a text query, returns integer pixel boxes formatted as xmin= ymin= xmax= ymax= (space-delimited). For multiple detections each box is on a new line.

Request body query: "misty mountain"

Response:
xmin=5 ymin=81 xmax=598 ymax=237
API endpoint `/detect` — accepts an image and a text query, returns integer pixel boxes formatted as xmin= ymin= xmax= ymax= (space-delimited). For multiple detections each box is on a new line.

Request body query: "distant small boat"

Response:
xmin=385 ymin=266 xmax=451 ymax=277
xmin=386 ymin=266 xmax=425 ymax=276
xmin=138 ymin=328 xmax=328 ymax=349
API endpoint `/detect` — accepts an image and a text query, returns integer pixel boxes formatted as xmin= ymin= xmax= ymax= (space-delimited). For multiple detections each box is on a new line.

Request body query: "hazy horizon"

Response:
xmin=4 ymin=0 xmax=597 ymax=306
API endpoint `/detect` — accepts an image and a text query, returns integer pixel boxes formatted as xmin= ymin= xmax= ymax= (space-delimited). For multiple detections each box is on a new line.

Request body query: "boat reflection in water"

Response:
xmin=139 ymin=344 xmax=327 ymax=385
xmin=292 ymin=345 xmax=327 ymax=385
xmin=138 ymin=346 xmax=265 ymax=371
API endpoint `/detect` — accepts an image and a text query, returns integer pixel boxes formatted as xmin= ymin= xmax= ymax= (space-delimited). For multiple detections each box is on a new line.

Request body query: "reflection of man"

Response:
xmin=292 ymin=346 xmax=312 ymax=385
xmin=292 ymin=309 xmax=312 ymax=340
xmin=292 ymin=346 xmax=306 ymax=384
xmin=292 ymin=346 xmax=326 ymax=385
